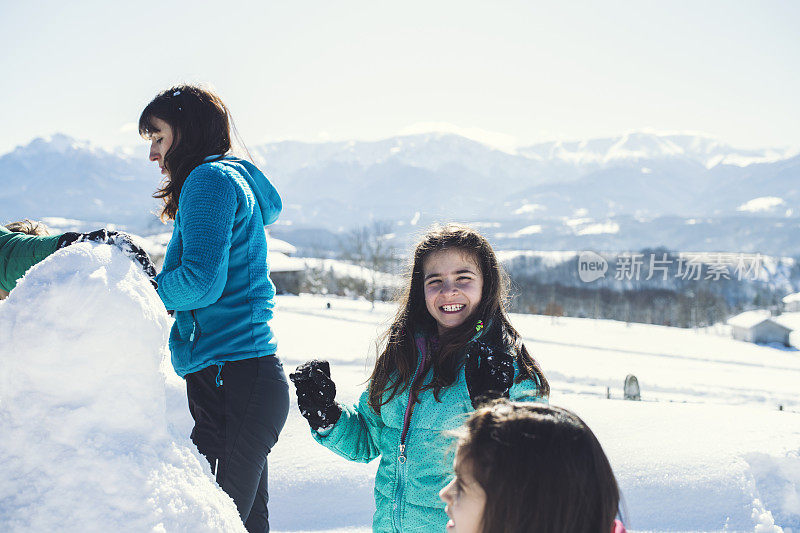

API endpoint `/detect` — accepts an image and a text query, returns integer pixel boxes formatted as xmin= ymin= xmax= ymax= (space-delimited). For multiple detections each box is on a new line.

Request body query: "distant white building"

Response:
xmin=771 ymin=312 xmax=800 ymax=348
xmin=266 ymin=232 xmax=304 ymax=273
xmin=727 ymin=310 xmax=792 ymax=346
xmin=265 ymin=230 xmax=304 ymax=294
xmin=782 ymin=292 xmax=800 ymax=312
xmin=266 ymin=231 xmax=297 ymax=256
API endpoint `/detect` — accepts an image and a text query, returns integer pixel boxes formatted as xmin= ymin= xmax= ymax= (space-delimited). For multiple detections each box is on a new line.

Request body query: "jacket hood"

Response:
xmin=216 ymin=156 xmax=282 ymax=225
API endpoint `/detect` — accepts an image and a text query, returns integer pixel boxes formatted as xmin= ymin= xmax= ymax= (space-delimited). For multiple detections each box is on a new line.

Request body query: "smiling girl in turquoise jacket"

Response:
xmin=290 ymin=224 xmax=550 ymax=532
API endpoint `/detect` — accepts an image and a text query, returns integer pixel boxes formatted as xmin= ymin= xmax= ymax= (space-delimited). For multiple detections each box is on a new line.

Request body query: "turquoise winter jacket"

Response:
xmin=156 ymin=157 xmax=282 ymax=377
xmin=312 ymin=323 xmax=546 ymax=533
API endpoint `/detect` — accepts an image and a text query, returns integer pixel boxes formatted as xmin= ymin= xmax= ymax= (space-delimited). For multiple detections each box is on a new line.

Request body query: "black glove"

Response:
xmin=464 ymin=340 xmax=515 ymax=408
xmin=57 ymin=229 xmax=158 ymax=290
xmin=289 ymin=359 xmax=342 ymax=431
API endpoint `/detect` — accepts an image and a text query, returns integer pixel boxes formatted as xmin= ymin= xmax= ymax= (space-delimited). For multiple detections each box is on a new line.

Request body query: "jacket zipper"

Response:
xmin=189 ymin=310 xmax=201 ymax=351
xmin=392 ymin=335 xmax=429 ymax=531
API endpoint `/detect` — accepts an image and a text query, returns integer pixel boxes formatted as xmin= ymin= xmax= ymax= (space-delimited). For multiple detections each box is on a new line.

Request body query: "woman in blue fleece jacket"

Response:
xmin=139 ymin=85 xmax=288 ymax=533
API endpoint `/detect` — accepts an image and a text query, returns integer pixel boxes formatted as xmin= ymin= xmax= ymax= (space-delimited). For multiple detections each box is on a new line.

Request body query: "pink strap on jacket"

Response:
xmin=612 ymin=519 xmax=626 ymax=533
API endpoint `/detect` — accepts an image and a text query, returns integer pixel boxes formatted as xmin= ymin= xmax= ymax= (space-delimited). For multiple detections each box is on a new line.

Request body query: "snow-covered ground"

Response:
xmin=269 ymin=296 xmax=800 ymax=532
xmin=2 ymin=250 xmax=799 ymax=531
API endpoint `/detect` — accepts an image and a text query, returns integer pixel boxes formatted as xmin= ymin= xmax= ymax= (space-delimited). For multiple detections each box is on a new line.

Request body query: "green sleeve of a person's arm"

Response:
xmin=0 ymin=226 xmax=61 ymax=292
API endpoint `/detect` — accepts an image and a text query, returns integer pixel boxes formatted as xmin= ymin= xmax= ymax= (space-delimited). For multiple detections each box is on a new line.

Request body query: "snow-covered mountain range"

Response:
xmin=0 ymin=134 xmax=162 ymax=231
xmin=2 ymin=131 xmax=799 ymax=255
xmin=519 ymin=131 xmax=792 ymax=168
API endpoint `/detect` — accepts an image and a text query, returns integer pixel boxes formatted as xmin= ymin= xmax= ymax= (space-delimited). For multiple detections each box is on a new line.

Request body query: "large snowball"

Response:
xmin=0 ymin=243 xmax=245 ymax=532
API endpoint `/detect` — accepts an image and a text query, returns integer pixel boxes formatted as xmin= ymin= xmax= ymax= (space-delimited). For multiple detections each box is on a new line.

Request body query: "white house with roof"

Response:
xmin=727 ymin=310 xmax=793 ymax=346
xmin=782 ymin=292 xmax=800 ymax=312
xmin=771 ymin=312 xmax=800 ymax=348
xmin=266 ymin=231 xmax=304 ymax=273
xmin=265 ymin=230 xmax=305 ymax=294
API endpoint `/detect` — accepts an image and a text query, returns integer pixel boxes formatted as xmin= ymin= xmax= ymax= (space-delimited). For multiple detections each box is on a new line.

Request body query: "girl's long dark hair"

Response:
xmin=138 ymin=85 xmax=232 ymax=221
xmin=367 ymin=223 xmax=549 ymax=412
xmin=459 ymin=401 xmax=622 ymax=533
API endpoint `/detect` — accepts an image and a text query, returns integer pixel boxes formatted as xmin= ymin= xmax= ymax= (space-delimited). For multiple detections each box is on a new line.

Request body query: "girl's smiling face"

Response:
xmin=439 ymin=451 xmax=486 ymax=533
xmin=423 ymin=248 xmax=483 ymax=334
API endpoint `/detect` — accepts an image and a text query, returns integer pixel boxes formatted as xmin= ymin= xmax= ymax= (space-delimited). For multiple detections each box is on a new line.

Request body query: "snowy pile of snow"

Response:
xmin=0 ymin=243 xmax=245 ymax=532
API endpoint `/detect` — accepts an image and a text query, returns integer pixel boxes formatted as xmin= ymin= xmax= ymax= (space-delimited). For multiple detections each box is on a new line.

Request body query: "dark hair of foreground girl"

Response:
xmin=458 ymin=400 xmax=622 ymax=533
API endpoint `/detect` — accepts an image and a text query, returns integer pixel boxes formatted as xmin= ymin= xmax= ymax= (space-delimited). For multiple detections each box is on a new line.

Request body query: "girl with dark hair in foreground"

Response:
xmin=441 ymin=400 xmax=625 ymax=533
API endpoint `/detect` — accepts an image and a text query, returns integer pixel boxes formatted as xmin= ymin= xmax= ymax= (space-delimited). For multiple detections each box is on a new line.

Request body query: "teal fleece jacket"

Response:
xmin=156 ymin=157 xmax=282 ymax=377
xmin=312 ymin=323 xmax=547 ymax=533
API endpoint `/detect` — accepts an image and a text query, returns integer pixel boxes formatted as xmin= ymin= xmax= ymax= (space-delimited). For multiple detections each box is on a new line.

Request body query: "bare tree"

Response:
xmin=341 ymin=221 xmax=396 ymax=309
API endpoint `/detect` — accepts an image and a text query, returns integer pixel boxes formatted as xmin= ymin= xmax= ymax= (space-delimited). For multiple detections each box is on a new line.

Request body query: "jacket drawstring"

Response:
xmin=215 ymin=362 xmax=224 ymax=387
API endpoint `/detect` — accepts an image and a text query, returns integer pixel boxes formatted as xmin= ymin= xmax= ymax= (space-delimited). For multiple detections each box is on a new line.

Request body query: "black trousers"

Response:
xmin=186 ymin=355 xmax=289 ymax=533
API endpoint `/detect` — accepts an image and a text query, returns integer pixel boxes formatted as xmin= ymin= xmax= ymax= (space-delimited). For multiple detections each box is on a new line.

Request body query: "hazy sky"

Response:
xmin=1 ymin=0 xmax=798 ymax=154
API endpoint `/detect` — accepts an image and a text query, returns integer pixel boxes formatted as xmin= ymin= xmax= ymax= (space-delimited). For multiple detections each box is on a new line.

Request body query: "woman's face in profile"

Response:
xmin=147 ymin=116 xmax=175 ymax=176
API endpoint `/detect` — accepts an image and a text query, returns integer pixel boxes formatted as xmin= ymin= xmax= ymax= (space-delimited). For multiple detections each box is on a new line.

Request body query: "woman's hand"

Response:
xmin=57 ymin=229 xmax=158 ymax=289
xmin=464 ymin=341 xmax=515 ymax=408
xmin=289 ymin=360 xmax=342 ymax=431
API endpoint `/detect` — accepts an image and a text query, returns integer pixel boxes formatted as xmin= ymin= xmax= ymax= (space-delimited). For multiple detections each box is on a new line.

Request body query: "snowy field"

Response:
xmin=1 ymin=245 xmax=799 ymax=532
xmin=269 ymin=296 xmax=800 ymax=533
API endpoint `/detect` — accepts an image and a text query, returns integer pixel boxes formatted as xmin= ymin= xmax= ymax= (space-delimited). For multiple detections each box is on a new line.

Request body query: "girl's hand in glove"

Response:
xmin=464 ymin=341 xmax=515 ymax=408
xmin=289 ymin=360 xmax=342 ymax=431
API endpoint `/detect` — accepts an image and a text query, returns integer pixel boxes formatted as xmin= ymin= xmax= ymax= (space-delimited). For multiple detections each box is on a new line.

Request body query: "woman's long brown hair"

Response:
xmin=139 ymin=85 xmax=232 ymax=221
xmin=367 ymin=223 xmax=549 ymax=412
